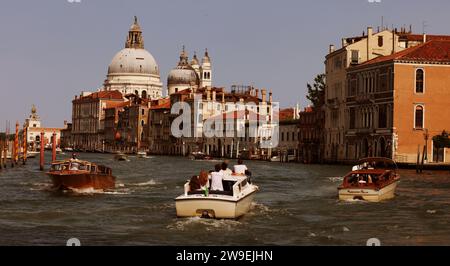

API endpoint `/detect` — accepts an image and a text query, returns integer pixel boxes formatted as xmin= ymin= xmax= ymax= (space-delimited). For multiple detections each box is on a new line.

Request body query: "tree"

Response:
xmin=433 ymin=131 xmax=450 ymax=148
xmin=306 ymin=73 xmax=326 ymax=108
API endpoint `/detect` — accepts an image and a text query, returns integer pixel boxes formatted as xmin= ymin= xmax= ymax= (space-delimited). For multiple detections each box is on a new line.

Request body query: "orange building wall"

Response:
xmin=393 ymin=64 xmax=450 ymax=163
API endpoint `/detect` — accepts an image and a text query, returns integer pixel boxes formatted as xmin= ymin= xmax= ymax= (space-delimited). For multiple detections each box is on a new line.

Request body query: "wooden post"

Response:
xmin=416 ymin=145 xmax=421 ymax=174
xmin=22 ymin=125 xmax=27 ymax=164
xmin=0 ymin=141 xmax=3 ymax=170
xmin=14 ymin=121 xmax=19 ymax=165
xmin=40 ymin=132 xmax=45 ymax=171
xmin=51 ymin=132 xmax=56 ymax=162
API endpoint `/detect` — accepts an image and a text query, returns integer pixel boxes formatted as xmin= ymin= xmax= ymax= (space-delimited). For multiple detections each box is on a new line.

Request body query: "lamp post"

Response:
xmin=424 ymin=128 xmax=429 ymax=162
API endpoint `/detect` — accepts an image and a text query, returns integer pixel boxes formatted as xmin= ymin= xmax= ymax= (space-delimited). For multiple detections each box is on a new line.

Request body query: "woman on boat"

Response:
xmin=189 ymin=170 xmax=210 ymax=192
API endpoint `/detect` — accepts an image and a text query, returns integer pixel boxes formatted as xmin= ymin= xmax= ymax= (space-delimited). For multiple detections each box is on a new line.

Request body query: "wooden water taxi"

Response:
xmin=338 ymin=157 xmax=400 ymax=202
xmin=47 ymin=158 xmax=116 ymax=191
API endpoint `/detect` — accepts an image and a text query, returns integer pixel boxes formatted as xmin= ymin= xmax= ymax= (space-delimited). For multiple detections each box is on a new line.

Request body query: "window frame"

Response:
xmin=415 ymin=68 xmax=425 ymax=94
xmin=414 ymin=104 xmax=425 ymax=130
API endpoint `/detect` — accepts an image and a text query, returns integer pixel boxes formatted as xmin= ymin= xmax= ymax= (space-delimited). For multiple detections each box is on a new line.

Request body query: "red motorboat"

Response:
xmin=47 ymin=158 xmax=116 ymax=191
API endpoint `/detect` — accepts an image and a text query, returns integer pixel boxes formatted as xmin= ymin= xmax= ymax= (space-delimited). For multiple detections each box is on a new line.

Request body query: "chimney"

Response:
xmin=261 ymin=89 xmax=267 ymax=103
xmin=329 ymin=44 xmax=335 ymax=54
xmin=269 ymin=89 xmax=273 ymax=103
xmin=367 ymin=27 xmax=373 ymax=60
xmin=222 ymin=92 xmax=225 ymax=103
xmin=212 ymin=90 xmax=216 ymax=102
xmin=423 ymin=34 xmax=427 ymax=43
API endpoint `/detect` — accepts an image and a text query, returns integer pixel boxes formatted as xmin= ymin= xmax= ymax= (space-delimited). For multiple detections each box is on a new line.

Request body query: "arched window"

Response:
xmin=141 ymin=120 xmax=145 ymax=127
xmin=142 ymin=90 xmax=147 ymax=99
xmin=135 ymin=90 xmax=139 ymax=96
xmin=416 ymin=69 xmax=424 ymax=93
xmin=415 ymin=105 xmax=424 ymax=129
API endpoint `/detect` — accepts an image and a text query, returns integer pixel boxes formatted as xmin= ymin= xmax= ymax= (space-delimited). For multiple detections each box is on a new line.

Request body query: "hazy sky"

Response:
xmin=1 ymin=0 xmax=450 ymax=129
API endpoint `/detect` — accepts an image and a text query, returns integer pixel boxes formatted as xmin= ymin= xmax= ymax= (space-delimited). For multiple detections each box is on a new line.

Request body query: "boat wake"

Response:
xmin=326 ymin=176 xmax=343 ymax=182
xmin=167 ymin=217 xmax=242 ymax=231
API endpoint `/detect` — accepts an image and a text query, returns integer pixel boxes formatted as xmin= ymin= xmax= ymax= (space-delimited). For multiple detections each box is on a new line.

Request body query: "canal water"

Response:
xmin=0 ymin=152 xmax=449 ymax=246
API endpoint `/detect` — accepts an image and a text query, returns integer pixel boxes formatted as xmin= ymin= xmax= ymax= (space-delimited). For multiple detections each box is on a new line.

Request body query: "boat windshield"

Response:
xmin=51 ymin=163 xmax=69 ymax=171
xmin=69 ymin=162 xmax=87 ymax=171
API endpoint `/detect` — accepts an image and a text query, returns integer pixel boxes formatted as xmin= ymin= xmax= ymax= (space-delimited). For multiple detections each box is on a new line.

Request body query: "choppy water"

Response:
xmin=0 ymin=152 xmax=449 ymax=246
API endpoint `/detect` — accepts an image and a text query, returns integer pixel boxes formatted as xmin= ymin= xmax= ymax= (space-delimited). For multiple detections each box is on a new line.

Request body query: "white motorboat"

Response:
xmin=137 ymin=151 xmax=149 ymax=158
xmin=338 ymin=157 xmax=400 ymax=202
xmin=175 ymin=174 xmax=259 ymax=219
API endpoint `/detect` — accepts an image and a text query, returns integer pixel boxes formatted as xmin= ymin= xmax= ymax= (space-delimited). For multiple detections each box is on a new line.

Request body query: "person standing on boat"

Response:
xmin=233 ymin=159 xmax=248 ymax=175
xmin=211 ymin=164 xmax=224 ymax=191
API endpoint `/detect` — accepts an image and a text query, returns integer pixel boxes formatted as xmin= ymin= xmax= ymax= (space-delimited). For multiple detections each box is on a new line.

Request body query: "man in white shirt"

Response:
xmin=220 ymin=162 xmax=233 ymax=176
xmin=210 ymin=164 xmax=224 ymax=191
xmin=233 ymin=159 xmax=248 ymax=175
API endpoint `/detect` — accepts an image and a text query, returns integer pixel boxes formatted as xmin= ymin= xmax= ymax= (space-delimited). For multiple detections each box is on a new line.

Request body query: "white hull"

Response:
xmin=176 ymin=191 xmax=256 ymax=219
xmin=338 ymin=180 xmax=399 ymax=202
xmin=176 ymin=176 xmax=258 ymax=219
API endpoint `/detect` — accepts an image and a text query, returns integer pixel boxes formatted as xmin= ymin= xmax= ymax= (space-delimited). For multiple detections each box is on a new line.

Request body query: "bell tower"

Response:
xmin=200 ymin=48 xmax=212 ymax=88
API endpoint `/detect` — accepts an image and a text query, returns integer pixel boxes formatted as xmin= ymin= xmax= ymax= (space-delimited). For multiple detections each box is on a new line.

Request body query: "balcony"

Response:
xmin=355 ymin=94 xmax=375 ymax=104
xmin=327 ymin=97 xmax=339 ymax=109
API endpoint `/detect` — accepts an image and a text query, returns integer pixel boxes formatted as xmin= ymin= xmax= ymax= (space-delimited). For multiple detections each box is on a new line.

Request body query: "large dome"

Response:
xmin=108 ymin=48 xmax=160 ymax=76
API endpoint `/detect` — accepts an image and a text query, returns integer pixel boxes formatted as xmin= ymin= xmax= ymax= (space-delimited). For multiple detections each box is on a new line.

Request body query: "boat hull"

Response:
xmin=338 ymin=180 xmax=399 ymax=202
xmin=175 ymin=191 xmax=256 ymax=219
xmin=48 ymin=173 xmax=116 ymax=191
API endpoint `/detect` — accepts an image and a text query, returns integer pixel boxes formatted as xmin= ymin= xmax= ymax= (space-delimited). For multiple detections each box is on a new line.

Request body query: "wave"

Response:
xmin=128 ymin=179 xmax=161 ymax=187
xmin=62 ymin=187 xmax=130 ymax=195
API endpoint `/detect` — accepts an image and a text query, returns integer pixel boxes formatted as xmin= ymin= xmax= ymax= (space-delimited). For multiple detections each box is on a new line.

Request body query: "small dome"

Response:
xmin=108 ymin=48 xmax=159 ymax=76
xmin=168 ymin=47 xmax=200 ymax=86
xmin=168 ymin=67 xmax=199 ymax=86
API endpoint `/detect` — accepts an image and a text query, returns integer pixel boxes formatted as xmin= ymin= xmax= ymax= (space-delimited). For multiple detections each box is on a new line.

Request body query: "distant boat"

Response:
xmin=189 ymin=152 xmax=213 ymax=161
xmin=114 ymin=152 xmax=128 ymax=161
xmin=338 ymin=157 xmax=400 ymax=202
xmin=64 ymin=147 xmax=74 ymax=152
xmin=137 ymin=151 xmax=149 ymax=158
xmin=47 ymin=158 xmax=116 ymax=191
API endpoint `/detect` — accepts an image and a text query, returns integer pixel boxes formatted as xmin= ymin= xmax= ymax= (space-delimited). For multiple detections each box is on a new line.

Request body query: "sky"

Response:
xmin=1 ymin=0 xmax=450 ymax=129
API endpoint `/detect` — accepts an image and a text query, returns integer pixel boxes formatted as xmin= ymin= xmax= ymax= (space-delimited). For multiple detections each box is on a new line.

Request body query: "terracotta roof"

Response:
xmin=355 ymin=40 xmax=450 ymax=68
xmin=278 ymin=108 xmax=295 ymax=121
xmin=403 ymin=34 xmax=450 ymax=42
xmin=76 ymin=90 xmax=123 ymax=101
xmin=208 ymin=110 xmax=266 ymax=121
xmin=105 ymin=101 xmax=129 ymax=109
xmin=150 ymin=98 xmax=171 ymax=110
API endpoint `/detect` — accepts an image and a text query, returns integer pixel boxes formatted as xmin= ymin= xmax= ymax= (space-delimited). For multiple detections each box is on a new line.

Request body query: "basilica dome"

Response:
xmin=108 ymin=48 xmax=160 ymax=76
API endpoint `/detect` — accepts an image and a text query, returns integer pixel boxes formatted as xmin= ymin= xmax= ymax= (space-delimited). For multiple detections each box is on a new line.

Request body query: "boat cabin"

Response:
xmin=50 ymin=159 xmax=112 ymax=175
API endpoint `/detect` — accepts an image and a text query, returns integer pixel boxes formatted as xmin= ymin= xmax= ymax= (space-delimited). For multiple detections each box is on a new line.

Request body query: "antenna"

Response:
xmin=381 ymin=16 xmax=384 ymax=30
xmin=422 ymin=21 xmax=428 ymax=34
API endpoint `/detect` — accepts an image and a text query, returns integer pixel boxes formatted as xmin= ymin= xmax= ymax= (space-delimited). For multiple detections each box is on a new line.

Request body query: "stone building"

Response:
xmin=71 ymin=90 xmax=124 ymax=151
xmin=24 ymin=105 xmax=64 ymax=150
xmin=345 ymin=40 xmax=450 ymax=163
xmin=324 ymin=26 xmax=450 ymax=162
xmin=297 ymin=106 xmax=325 ymax=164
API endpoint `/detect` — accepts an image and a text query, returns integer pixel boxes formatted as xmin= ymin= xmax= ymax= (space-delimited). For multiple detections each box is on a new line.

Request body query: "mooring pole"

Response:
xmin=40 ymin=132 xmax=45 ymax=171
xmin=0 ymin=141 xmax=3 ymax=170
xmin=22 ymin=125 xmax=27 ymax=165
xmin=13 ymin=121 xmax=19 ymax=166
xmin=51 ymin=132 xmax=56 ymax=162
